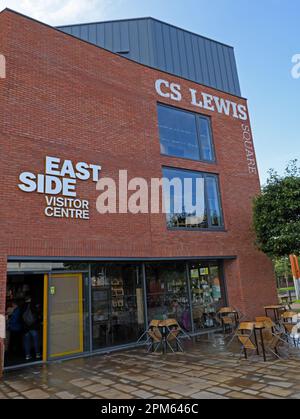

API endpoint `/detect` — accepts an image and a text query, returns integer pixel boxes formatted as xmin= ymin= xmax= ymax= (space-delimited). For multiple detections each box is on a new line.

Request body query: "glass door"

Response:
xmin=48 ymin=273 xmax=84 ymax=359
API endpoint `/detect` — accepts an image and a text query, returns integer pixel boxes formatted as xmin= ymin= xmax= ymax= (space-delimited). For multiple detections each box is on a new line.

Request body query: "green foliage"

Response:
xmin=274 ymin=256 xmax=292 ymax=277
xmin=253 ymin=160 xmax=300 ymax=257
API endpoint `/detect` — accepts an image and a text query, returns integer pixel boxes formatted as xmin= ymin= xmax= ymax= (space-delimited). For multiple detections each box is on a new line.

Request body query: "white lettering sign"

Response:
xmin=155 ymin=78 xmax=248 ymax=121
xmin=241 ymin=124 xmax=257 ymax=174
xmin=155 ymin=79 xmax=182 ymax=101
xmin=18 ymin=156 xmax=102 ymax=220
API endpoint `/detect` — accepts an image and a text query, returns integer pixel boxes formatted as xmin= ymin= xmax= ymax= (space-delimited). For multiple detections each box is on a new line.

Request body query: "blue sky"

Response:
xmin=1 ymin=0 xmax=299 ymax=184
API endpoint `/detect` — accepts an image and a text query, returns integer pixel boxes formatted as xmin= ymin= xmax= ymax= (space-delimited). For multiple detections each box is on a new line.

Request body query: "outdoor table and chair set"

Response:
xmin=137 ymin=304 xmax=300 ymax=362
xmin=219 ymin=305 xmax=300 ymax=362
xmin=137 ymin=318 xmax=191 ymax=354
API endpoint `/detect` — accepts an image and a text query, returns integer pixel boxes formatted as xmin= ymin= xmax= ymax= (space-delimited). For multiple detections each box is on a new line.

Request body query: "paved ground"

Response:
xmin=1 ymin=334 xmax=300 ymax=399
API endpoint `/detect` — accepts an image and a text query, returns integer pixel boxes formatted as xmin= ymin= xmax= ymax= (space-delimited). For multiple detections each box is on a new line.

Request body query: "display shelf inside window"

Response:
xmin=92 ymin=271 xmax=110 ymax=323
xmin=111 ymin=278 xmax=124 ymax=313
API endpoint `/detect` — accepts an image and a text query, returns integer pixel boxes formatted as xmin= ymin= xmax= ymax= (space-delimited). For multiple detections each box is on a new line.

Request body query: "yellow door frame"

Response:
xmin=43 ymin=274 xmax=48 ymax=362
xmin=43 ymin=273 xmax=84 ymax=361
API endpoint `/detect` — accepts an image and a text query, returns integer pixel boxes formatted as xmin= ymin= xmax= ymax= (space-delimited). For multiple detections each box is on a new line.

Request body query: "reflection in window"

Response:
xmin=146 ymin=263 xmax=192 ymax=331
xmin=158 ymin=104 xmax=215 ymax=162
xmin=163 ymin=168 xmax=223 ymax=229
xmin=158 ymin=105 xmax=199 ymax=160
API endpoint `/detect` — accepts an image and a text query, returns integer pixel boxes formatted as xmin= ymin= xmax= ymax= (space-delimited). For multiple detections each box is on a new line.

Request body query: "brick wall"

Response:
xmin=0 ymin=10 xmax=277 ymax=331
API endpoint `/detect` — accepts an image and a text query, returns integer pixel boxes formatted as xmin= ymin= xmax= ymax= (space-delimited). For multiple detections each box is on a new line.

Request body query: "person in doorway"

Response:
xmin=7 ymin=300 xmax=23 ymax=355
xmin=22 ymin=297 xmax=41 ymax=361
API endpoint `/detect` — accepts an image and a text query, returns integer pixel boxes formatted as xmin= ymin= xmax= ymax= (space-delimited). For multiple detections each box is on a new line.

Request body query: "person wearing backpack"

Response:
xmin=22 ymin=297 xmax=41 ymax=361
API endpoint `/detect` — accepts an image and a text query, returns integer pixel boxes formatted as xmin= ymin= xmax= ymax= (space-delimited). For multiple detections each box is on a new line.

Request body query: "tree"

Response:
xmin=253 ymin=160 xmax=300 ymax=258
xmin=274 ymin=257 xmax=294 ymax=289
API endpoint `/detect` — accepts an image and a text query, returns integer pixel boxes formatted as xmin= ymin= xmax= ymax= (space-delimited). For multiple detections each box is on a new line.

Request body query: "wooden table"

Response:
xmin=253 ymin=322 xmax=267 ymax=362
xmin=264 ymin=305 xmax=285 ymax=323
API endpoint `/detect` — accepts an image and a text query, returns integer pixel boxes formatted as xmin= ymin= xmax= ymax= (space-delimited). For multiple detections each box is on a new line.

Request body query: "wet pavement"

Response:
xmin=1 ymin=333 xmax=300 ymax=399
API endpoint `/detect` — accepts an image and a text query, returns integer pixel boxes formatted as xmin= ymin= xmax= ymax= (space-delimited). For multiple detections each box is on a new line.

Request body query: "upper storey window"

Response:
xmin=157 ymin=104 xmax=215 ymax=162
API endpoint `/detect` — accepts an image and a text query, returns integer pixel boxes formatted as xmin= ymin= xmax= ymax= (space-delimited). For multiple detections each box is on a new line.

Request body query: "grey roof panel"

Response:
xmin=128 ymin=20 xmax=140 ymax=61
xmin=168 ymin=25 xmax=182 ymax=75
xmin=138 ymin=19 xmax=151 ymax=65
xmin=96 ymin=22 xmax=104 ymax=46
xmin=58 ymin=17 xmax=241 ymax=96
xmin=119 ymin=21 xmax=130 ymax=52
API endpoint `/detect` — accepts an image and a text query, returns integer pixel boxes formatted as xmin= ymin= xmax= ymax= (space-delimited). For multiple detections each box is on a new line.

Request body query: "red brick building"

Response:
xmin=0 ymin=9 xmax=277 ymax=371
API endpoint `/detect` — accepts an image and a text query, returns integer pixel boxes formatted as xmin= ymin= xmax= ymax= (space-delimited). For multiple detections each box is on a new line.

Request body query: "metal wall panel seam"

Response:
xmin=218 ymin=44 xmax=230 ymax=93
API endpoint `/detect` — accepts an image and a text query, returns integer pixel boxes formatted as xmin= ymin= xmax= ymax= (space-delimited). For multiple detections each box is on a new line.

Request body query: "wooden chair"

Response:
xmin=147 ymin=321 xmax=163 ymax=353
xmin=219 ymin=307 xmax=238 ymax=332
xmin=164 ymin=319 xmax=184 ymax=352
xmin=281 ymin=312 xmax=298 ymax=347
xmin=236 ymin=322 xmax=257 ymax=360
xmin=262 ymin=330 xmax=282 ymax=360
xmin=257 ymin=320 xmax=287 ymax=360
xmin=281 ymin=311 xmax=297 ymax=322
xmin=256 ymin=316 xmax=287 ymax=345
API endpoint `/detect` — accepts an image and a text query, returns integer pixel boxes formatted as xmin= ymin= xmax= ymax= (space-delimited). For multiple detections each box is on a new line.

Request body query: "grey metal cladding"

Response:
xmin=58 ymin=18 xmax=241 ymax=96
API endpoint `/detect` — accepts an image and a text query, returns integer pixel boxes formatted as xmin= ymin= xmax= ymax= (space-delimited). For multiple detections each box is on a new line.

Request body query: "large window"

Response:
xmin=163 ymin=167 xmax=224 ymax=229
xmin=91 ymin=264 xmax=145 ymax=350
xmin=146 ymin=263 xmax=191 ymax=331
xmin=158 ymin=104 xmax=215 ymax=162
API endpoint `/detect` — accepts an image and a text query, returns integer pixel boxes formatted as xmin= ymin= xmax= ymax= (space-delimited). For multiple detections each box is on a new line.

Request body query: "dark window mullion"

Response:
xmin=194 ymin=114 xmax=202 ymax=161
xmin=216 ymin=175 xmax=224 ymax=227
xmin=203 ymin=174 xmax=211 ymax=228
xmin=206 ymin=116 xmax=216 ymax=162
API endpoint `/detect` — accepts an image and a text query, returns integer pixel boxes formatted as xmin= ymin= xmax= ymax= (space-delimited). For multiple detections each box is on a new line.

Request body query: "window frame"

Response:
xmin=157 ymin=103 xmax=216 ymax=164
xmin=162 ymin=166 xmax=225 ymax=231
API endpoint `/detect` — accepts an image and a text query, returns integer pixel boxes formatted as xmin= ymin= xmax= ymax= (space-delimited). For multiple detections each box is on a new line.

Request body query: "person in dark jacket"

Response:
xmin=7 ymin=300 xmax=23 ymax=355
xmin=22 ymin=297 xmax=41 ymax=361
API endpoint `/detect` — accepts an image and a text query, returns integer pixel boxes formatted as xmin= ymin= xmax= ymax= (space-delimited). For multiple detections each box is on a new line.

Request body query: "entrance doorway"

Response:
xmin=5 ymin=274 xmax=44 ymax=367
xmin=5 ymin=272 xmax=85 ymax=368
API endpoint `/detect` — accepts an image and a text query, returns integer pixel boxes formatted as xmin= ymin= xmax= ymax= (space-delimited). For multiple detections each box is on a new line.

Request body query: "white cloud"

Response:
xmin=0 ymin=0 xmax=121 ymax=25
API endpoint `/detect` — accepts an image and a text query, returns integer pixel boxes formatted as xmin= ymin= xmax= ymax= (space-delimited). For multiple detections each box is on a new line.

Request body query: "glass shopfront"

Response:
xmin=5 ymin=259 xmax=226 ymax=368
xmin=91 ymin=264 xmax=145 ymax=350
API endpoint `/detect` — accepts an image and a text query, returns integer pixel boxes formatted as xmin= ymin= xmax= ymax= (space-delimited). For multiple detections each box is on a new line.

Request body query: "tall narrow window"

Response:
xmin=206 ymin=176 xmax=223 ymax=227
xmin=158 ymin=104 xmax=215 ymax=162
xmin=198 ymin=116 xmax=214 ymax=161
